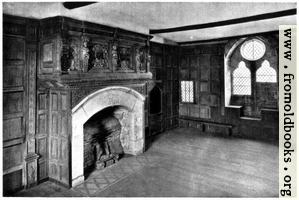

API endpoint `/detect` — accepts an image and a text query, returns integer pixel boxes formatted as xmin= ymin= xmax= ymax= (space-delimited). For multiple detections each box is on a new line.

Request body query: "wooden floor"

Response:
xmin=13 ymin=128 xmax=278 ymax=197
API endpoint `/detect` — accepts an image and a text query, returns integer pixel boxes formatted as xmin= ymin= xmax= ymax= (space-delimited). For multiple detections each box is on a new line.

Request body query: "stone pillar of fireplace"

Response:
xmin=71 ymin=86 xmax=145 ymax=187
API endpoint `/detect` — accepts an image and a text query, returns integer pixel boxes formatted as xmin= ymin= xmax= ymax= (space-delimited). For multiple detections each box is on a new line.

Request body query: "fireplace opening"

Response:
xmin=149 ymin=86 xmax=162 ymax=114
xmin=83 ymin=106 xmax=125 ymax=176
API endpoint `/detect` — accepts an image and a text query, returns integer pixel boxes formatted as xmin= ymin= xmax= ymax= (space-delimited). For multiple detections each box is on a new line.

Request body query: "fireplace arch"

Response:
xmin=71 ymin=86 xmax=145 ymax=186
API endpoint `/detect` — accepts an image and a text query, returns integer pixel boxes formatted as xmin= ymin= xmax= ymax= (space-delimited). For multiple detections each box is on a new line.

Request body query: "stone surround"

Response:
xmin=71 ymin=86 xmax=145 ymax=187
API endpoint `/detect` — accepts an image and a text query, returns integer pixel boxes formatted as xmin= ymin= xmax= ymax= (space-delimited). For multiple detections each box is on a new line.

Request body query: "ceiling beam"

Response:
xmin=63 ymin=2 xmax=96 ymax=10
xmin=178 ymin=30 xmax=279 ymax=46
xmin=150 ymin=8 xmax=296 ymax=34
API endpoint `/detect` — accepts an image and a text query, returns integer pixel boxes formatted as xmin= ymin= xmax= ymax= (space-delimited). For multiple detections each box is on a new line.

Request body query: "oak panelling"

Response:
xmin=149 ymin=43 xmax=179 ymax=134
xmin=38 ymin=93 xmax=48 ymax=110
xmin=39 ymin=40 xmax=56 ymax=74
xmin=3 ymin=92 xmax=23 ymax=115
xmin=38 ymin=160 xmax=48 ymax=181
xmin=3 ymin=36 xmax=25 ymax=60
xmin=37 ymin=114 xmax=47 ymax=135
xmin=51 ymin=114 xmax=59 ymax=135
xmin=61 ymin=94 xmax=68 ymax=111
xmin=36 ymin=137 xmax=47 ymax=159
xmin=51 ymin=93 xmax=58 ymax=111
xmin=37 ymin=91 xmax=49 ymax=181
xmin=42 ymin=43 xmax=54 ymax=62
xmin=3 ymin=144 xmax=24 ymax=171
xmin=3 ymin=17 xmax=28 ymax=195
xmin=3 ymin=117 xmax=24 ymax=142
xmin=3 ymin=170 xmax=23 ymax=195
xmin=3 ymin=63 xmax=24 ymax=88
xmin=50 ymin=163 xmax=58 ymax=180
xmin=48 ymin=91 xmax=70 ymax=186
xmin=50 ymin=138 xmax=59 ymax=159
xmin=61 ymin=113 xmax=68 ymax=137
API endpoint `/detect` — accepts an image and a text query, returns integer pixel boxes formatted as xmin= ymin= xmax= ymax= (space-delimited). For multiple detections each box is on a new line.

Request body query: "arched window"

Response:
xmin=256 ymin=60 xmax=277 ymax=83
xmin=240 ymin=39 xmax=266 ymax=61
xmin=233 ymin=61 xmax=251 ymax=95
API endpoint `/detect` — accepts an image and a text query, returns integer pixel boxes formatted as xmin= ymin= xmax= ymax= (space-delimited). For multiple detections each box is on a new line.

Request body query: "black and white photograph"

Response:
xmin=1 ymin=0 xmax=297 ymax=197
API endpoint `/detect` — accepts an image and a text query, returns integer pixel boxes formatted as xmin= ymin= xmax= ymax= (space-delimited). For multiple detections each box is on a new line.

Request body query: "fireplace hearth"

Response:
xmin=84 ymin=106 xmax=125 ymax=173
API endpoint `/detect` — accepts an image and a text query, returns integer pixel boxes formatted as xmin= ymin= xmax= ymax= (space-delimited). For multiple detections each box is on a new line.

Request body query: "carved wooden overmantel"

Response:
xmin=38 ymin=16 xmax=153 ymax=76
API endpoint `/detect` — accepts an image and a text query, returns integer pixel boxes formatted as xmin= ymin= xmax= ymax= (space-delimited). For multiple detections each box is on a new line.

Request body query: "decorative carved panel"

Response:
xmin=40 ymin=39 xmax=56 ymax=74
xmin=90 ymin=43 xmax=109 ymax=71
xmin=42 ymin=43 xmax=53 ymax=62
xmin=118 ymin=46 xmax=133 ymax=71
xmin=70 ymin=83 xmax=146 ymax=108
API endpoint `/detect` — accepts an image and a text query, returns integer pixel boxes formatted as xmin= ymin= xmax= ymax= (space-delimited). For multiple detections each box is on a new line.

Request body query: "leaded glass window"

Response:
xmin=181 ymin=81 xmax=194 ymax=103
xmin=256 ymin=60 xmax=277 ymax=83
xmin=233 ymin=61 xmax=251 ymax=95
xmin=240 ymin=39 xmax=266 ymax=61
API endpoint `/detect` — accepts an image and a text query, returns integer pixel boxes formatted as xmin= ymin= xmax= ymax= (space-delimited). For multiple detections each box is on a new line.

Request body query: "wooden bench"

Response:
xmin=179 ymin=116 xmax=233 ymax=136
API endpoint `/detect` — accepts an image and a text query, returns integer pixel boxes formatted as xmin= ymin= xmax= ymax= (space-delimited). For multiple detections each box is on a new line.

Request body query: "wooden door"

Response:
xmin=48 ymin=90 xmax=70 ymax=186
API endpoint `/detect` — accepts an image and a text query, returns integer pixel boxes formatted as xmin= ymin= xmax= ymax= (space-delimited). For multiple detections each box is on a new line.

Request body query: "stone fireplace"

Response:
xmin=71 ymin=86 xmax=145 ymax=186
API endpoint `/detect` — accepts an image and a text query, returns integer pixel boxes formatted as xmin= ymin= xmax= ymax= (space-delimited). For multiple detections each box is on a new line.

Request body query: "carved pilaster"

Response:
xmin=26 ymin=44 xmax=39 ymax=187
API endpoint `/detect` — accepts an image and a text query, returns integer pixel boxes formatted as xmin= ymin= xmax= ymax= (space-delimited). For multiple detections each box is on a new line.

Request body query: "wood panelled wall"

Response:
xmin=149 ymin=42 xmax=179 ymax=136
xmin=179 ymin=41 xmax=278 ymax=142
xmin=3 ymin=15 xmax=39 ymax=195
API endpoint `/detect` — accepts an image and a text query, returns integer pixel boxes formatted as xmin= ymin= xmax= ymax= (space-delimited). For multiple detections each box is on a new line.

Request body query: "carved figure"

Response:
xmin=135 ymin=48 xmax=141 ymax=70
xmin=81 ymin=36 xmax=90 ymax=72
xmin=147 ymin=53 xmax=151 ymax=70
xmin=111 ymin=43 xmax=118 ymax=68
xmin=69 ymin=40 xmax=80 ymax=71
xmin=136 ymin=47 xmax=146 ymax=71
